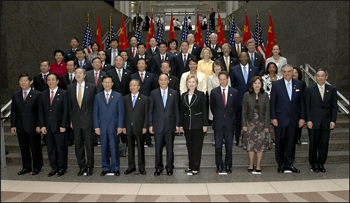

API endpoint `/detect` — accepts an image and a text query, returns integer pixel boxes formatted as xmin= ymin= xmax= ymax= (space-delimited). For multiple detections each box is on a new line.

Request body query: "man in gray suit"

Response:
xmin=86 ymin=57 xmax=106 ymax=93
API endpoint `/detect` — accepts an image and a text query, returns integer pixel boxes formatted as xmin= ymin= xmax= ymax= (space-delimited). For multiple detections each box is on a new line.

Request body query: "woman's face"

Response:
xmin=203 ymin=49 xmax=210 ymax=59
xmin=214 ymin=65 xmax=221 ymax=74
xmin=253 ymin=79 xmax=262 ymax=91
xmin=292 ymin=69 xmax=299 ymax=80
xmin=272 ymin=45 xmax=280 ymax=56
xmin=55 ymin=52 xmax=63 ymax=62
xmin=187 ymin=78 xmax=197 ymax=90
xmin=268 ymin=64 xmax=277 ymax=74
xmin=170 ymin=42 xmax=177 ymax=50
xmin=189 ymin=61 xmax=197 ymax=71
xmin=92 ymin=43 xmax=99 ymax=51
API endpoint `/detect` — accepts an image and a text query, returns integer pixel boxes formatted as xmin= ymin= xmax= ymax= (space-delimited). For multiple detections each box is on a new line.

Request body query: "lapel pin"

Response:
xmin=250 ymin=69 xmax=252 ymax=71
xmin=86 ymin=86 xmax=88 ymax=88
xmin=112 ymin=96 xmax=114 ymax=98
xmin=68 ymin=53 xmax=70 ymax=56
xmin=57 ymin=93 xmax=60 ymax=96
xmin=138 ymin=97 xmax=141 ymax=100
xmin=294 ymin=87 xmax=296 ymax=89
xmin=127 ymin=65 xmax=129 ymax=67
xmin=84 ymin=63 xmax=86 ymax=66
xmin=327 ymin=90 xmax=329 ymax=92
xmin=170 ymin=78 xmax=172 ymax=80
xmin=166 ymin=57 xmax=168 ymax=60
xmin=125 ymin=72 xmax=127 ymax=74
xmin=170 ymin=94 xmax=172 ymax=96
xmin=29 ymin=95 xmax=32 ymax=97
xmin=146 ymin=60 xmax=148 ymax=62
xmin=231 ymin=61 xmax=232 ymax=63
xmin=61 ymin=64 xmax=63 ymax=66
xmin=147 ymin=75 xmax=149 ymax=77
xmin=230 ymin=94 xmax=232 ymax=96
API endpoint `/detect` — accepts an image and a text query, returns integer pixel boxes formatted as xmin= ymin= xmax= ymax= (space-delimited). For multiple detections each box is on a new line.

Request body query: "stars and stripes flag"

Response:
xmin=156 ymin=16 xmax=164 ymax=45
xmin=204 ymin=14 xmax=213 ymax=47
xmin=82 ymin=17 xmax=92 ymax=54
xmin=135 ymin=14 xmax=142 ymax=43
xmin=254 ymin=13 xmax=266 ymax=61
xmin=228 ymin=14 xmax=237 ymax=46
xmin=181 ymin=14 xmax=189 ymax=41
xmin=106 ymin=15 xmax=115 ymax=50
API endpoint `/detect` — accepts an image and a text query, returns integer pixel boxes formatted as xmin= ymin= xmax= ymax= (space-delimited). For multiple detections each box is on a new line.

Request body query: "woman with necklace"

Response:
xmin=262 ymin=62 xmax=283 ymax=98
xmin=179 ymin=58 xmax=207 ymax=95
xmin=265 ymin=44 xmax=287 ymax=77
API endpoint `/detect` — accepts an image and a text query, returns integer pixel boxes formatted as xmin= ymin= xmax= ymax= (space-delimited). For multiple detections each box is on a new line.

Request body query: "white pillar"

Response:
xmin=233 ymin=1 xmax=239 ymax=11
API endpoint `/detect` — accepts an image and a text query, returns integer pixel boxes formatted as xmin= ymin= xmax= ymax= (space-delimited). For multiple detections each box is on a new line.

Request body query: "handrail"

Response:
xmin=1 ymin=100 xmax=12 ymax=113
xmin=102 ymin=16 xmax=132 ymax=46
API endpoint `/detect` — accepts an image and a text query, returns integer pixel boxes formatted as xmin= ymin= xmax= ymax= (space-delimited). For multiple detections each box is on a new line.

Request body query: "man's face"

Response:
xmin=315 ymin=70 xmax=328 ymax=85
xmin=159 ymin=44 xmax=167 ymax=54
xmin=159 ymin=74 xmax=169 ymax=89
xmin=19 ymin=76 xmax=31 ymax=90
xmin=76 ymin=51 xmax=85 ymax=61
xmin=111 ymin=40 xmax=118 ymax=49
xmin=115 ymin=56 xmax=124 ymax=69
xmin=247 ymin=42 xmax=255 ymax=53
xmin=40 ymin=61 xmax=50 ymax=73
xmin=181 ymin=42 xmax=189 ymax=53
xmin=75 ymin=69 xmax=86 ymax=82
xmin=239 ymin=52 xmax=249 ymax=66
xmin=149 ymin=38 xmax=157 ymax=47
xmin=282 ymin=66 xmax=293 ymax=81
xmin=138 ymin=45 xmax=146 ymax=55
xmin=223 ymin=45 xmax=231 ymax=56
xmin=120 ymin=52 xmax=128 ymax=62
xmin=47 ymin=75 xmax=59 ymax=89
xmin=161 ymin=63 xmax=171 ymax=74
xmin=98 ymin=51 xmax=106 ymax=62
xmin=137 ymin=60 xmax=146 ymax=72
xmin=219 ymin=74 xmax=228 ymax=87
xmin=130 ymin=37 xmax=138 ymax=47
xmin=187 ymin=34 xmax=195 ymax=44
xmin=234 ymin=34 xmax=242 ymax=44
xmin=92 ymin=59 xmax=102 ymax=71
xmin=70 ymin=39 xmax=79 ymax=49
xmin=129 ymin=80 xmax=140 ymax=95
xmin=210 ymin=35 xmax=217 ymax=45
xmin=102 ymin=77 xmax=113 ymax=92
xmin=66 ymin=61 xmax=76 ymax=73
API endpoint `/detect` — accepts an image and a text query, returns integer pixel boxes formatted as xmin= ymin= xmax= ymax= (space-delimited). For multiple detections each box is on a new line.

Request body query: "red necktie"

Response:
xmin=100 ymin=65 xmax=103 ymax=71
xmin=50 ymin=90 xmax=54 ymax=105
xmin=132 ymin=48 xmax=136 ymax=57
xmin=23 ymin=91 xmax=27 ymax=101
xmin=162 ymin=56 xmax=164 ymax=62
xmin=222 ymin=88 xmax=226 ymax=108
xmin=140 ymin=72 xmax=144 ymax=83
xmin=94 ymin=72 xmax=98 ymax=86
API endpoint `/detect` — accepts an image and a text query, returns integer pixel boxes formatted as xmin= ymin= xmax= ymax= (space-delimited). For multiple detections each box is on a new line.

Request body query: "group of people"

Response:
xmin=11 ymin=29 xmax=337 ymax=178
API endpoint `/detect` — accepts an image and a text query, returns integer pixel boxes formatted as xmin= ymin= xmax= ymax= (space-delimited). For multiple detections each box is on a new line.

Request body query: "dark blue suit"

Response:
xmin=130 ymin=72 xmax=155 ymax=97
xmin=93 ymin=90 xmax=124 ymax=171
xmin=270 ymin=78 xmax=305 ymax=168
xmin=210 ymin=86 xmax=239 ymax=168
xmin=229 ymin=64 xmax=259 ymax=142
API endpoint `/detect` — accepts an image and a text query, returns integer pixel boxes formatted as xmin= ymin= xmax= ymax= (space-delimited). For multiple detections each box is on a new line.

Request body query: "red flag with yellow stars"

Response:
xmin=146 ymin=15 xmax=154 ymax=49
xmin=216 ymin=13 xmax=225 ymax=46
xmin=96 ymin=14 xmax=103 ymax=51
xmin=119 ymin=15 xmax=129 ymax=50
xmin=242 ymin=13 xmax=252 ymax=44
xmin=265 ymin=13 xmax=276 ymax=58
xmin=167 ymin=12 xmax=176 ymax=51
xmin=194 ymin=12 xmax=203 ymax=48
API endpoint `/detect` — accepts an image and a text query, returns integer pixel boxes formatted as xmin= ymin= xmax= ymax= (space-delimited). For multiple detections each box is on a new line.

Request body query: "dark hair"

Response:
xmin=161 ymin=61 xmax=171 ymax=68
xmin=316 ymin=68 xmax=328 ymax=76
xmin=53 ymin=50 xmax=64 ymax=57
xmin=265 ymin=62 xmax=278 ymax=75
xmin=293 ymin=67 xmax=303 ymax=81
xmin=111 ymin=38 xmax=119 ymax=43
xmin=91 ymin=41 xmax=100 ymax=51
xmin=67 ymin=59 xmax=77 ymax=66
xmin=92 ymin=57 xmax=102 ymax=63
xmin=180 ymin=40 xmax=189 ymax=46
xmin=158 ymin=41 xmax=167 ymax=47
xmin=159 ymin=73 xmax=169 ymax=80
xmin=137 ymin=43 xmax=146 ymax=49
xmin=120 ymin=50 xmax=128 ymax=54
xmin=248 ymin=76 xmax=265 ymax=93
xmin=70 ymin=37 xmax=79 ymax=43
xmin=102 ymin=75 xmax=114 ymax=83
xmin=218 ymin=71 xmax=229 ymax=79
xmin=188 ymin=57 xmax=198 ymax=64
xmin=137 ymin=58 xmax=147 ymax=64
xmin=47 ymin=72 xmax=59 ymax=82
xmin=268 ymin=44 xmax=283 ymax=57
xmin=98 ymin=50 xmax=107 ymax=56
xmin=149 ymin=37 xmax=157 ymax=42
xmin=40 ymin=60 xmax=50 ymax=66
xmin=18 ymin=74 xmax=32 ymax=81
xmin=212 ymin=60 xmax=224 ymax=72
xmin=168 ymin=39 xmax=178 ymax=48
xmin=75 ymin=48 xmax=85 ymax=54
xmin=130 ymin=36 xmax=137 ymax=41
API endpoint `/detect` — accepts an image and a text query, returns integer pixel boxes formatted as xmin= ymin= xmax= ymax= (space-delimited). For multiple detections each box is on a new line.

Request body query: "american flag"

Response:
xmin=204 ymin=14 xmax=213 ymax=47
xmin=181 ymin=15 xmax=189 ymax=41
xmin=253 ymin=14 xmax=266 ymax=60
xmin=228 ymin=15 xmax=237 ymax=46
xmin=157 ymin=17 xmax=164 ymax=45
xmin=82 ymin=18 xmax=92 ymax=54
xmin=135 ymin=16 xmax=142 ymax=43
xmin=106 ymin=17 xmax=115 ymax=50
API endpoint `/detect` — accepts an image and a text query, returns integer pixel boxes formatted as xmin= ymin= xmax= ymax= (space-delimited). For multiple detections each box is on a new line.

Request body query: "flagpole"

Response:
xmin=184 ymin=9 xmax=187 ymax=40
xmin=87 ymin=13 xmax=90 ymax=54
xmin=257 ymin=10 xmax=259 ymax=48
xmin=109 ymin=11 xmax=112 ymax=42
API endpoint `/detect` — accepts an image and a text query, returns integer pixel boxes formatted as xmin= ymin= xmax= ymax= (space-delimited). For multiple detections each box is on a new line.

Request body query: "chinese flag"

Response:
xmin=167 ymin=12 xmax=176 ymax=51
xmin=146 ymin=15 xmax=154 ymax=49
xmin=265 ymin=14 xmax=276 ymax=58
xmin=119 ymin=15 xmax=129 ymax=50
xmin=216 ymin=13 xmax=225 ymax=46
xmin=96 ymin=15 xmax=103 ymax=51
xmin=194 ymin=12 xmax=203 ymax=48
xmin=242 ymin=13 xmax=252 ymax=44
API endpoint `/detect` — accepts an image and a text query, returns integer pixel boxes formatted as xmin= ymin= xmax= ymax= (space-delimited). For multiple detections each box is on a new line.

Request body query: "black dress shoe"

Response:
xmin=192 ymin=171 xmax=198 ymax=175
xmin=124 ymin=168 xmax=136 ymax=175
xmin=225 ymin=166 xmax=232 ymax=174
xmin=154 ymin=169 xmax=162 ymax=176
xmin=236 ymin=142 xmax=239 ymax=146
xmin=318 ymin=166 xmax=326 ymax=173
xmin=167 ymin=169 xmax=173 ymax=176
xmin=287 ymin=166 xmax=300 ymax=173
xmin=114 ymin=170 xmax=120 ymax=176
xmin=41 ymin=141 xmax=46 ymax=146
xmin=68 ymin=141 xmax=74 ymax=146
xmin=216 ymin=166 xmax=223 ymax=173
xmin=146 ymin=141 xmax=153 ymax=147
xmin=296 ymin=140 xmax=301 ymax=145
xmin=311 ymin=167 xmax=319 ymax=173
xmin=255 ymin=170 xmax=261 ymax=173
xmin=32 ymin=170 xmax=40 ymax=175
xmin=277 ymin=166 xmax=284 ymax=173
xmin=185 ymin=168 xmax=192 ymax=172
xmin=48 ymin=170 xmax=58 ymax=177
xmin=86 ymin=168 xmax=93 ymax=176
xmin=17 ymin=168 xmax=32 ymax=175
xmin=57 ymin=171 xmax=65 ymax=177
xmin=100 ymin=170 xmax=109 ymax=176
xmin=139 ymin=169 xmax=147 ymax=175
xmin=77 ymin=168 xmax=86 ymax=176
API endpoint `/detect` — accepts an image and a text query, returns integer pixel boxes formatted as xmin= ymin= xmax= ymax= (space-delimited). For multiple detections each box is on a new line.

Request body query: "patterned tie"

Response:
xmin=222 ymin=88 xmax=226 ymax=108
xmin=80 ymin=61 xmax=83 ymax=68
xmin=287 ymin=82 xmax=292 ymax=100
xmin=118 ymin=69 xmax=122 ymax=81
xmin=320 ymin=86 xmax=324 ymax=100
xmin=162 ymin=90 xmax=166 ymax=108
xmin=140 ymin=72 xmax=144 ymax=83
xmin=225 ymin=57 xmax=229 ymax=70
xmin=112 ymin=49 xmax=116 ymax=65
xmin=243 ymin=66 xmax=248 ymax=84
xmin=43 ymin=74 xmax=47 ymax=84
xmin=70 ymin=74 xmax=73 ymax=83
xmin=106 ymin=93 xmax=109 ymax=104
xmin=251 ymin=54 xmax=255 ymax=66
xmin=23 ymin=91 xmax=27 ymax=101
xmin=183 ymin=54 xmax=187 ymax=67
xmin=50 ymin=90 xmax=54 ymax=105
xmin=189 ymin=45 xmax=192 ymax=54
xmin=237 ymin=44 xmax=240 ymax=56
xmin=94 ymin=72 xmax=98 ymax=86
xmin=132 ymin=95 xmax=136 ymax=108
xmin=132 ymin=48 xmax=136 ymax=57
xmin=78 ymin=85 xmax=82 ymax=108
xmin=162 ymin=55 xmax=165 ymax=62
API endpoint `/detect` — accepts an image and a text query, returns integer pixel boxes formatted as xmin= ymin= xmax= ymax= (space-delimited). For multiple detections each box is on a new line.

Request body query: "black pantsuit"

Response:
xmin=184 ymin=129 xmax=204 ymax=171
xmin=74 ymin=129 xmax=94 ymax=169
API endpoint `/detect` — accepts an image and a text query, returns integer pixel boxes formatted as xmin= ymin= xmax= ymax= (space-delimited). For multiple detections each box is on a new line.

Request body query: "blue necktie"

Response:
xmin=162 ymin=90 xmax=166 ymax=108
xmin=132 ymin=95 xmax=136 ymax=108
xmin=287 ymin=82 xmax=292 ymax=100
xmin=251 ymin=54 xmax=254 ymax=66
xmin=80 ymin=61 xmax=83 ymax=68
xmin=243 ymin=66 xmax=248 ymax=84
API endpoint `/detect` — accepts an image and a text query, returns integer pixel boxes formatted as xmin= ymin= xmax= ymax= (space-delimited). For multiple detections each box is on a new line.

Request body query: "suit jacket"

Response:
xmin=105 ymin=49 xmax=120 ymax=65
xmin=38 ymin=88 xmax=69 ymax=133
xmin=93 ymin=90 xmax=124 ymax=135
xmin=150 ymin=53 xmax=175 ymax=76
xmin=145 ymin=16 xmax=150 ymax=29
xmin=33 ymin=73 xmax=49 ymax=92
xmin=107 ymin=68 xmax=131 ymax=96
xmin=210 ymin=12 xmax=215 ymax=28
xmin=123 ymin=93 xmax=149 ymax=135
xmin=210 ymin=44 xmax=222 ymax=61
xmin=76 ymin=59 xmax=92 ymax=71
xmin=145 ymin=47 xmax=160 ymax=58
xmin=241 ymin=91 xmax=270 ymax=128
xmin=230 ymin=43 xmax=248 ymax=59
xmin=85 ymin=70 xmax=106 ymax=93
xmin=217 ymin=56 xmax=239 ymax=72
xmin=102 ymin=62 xmax=114 ymax=72
xmin=130 ymin=72 xmax=155 ymax=97
xmin=125 ymin=47 xmax=137 ymax=59
xmin=174 ymin=53 xmax=196 ymax=79
xmin=64 ymin=49 xmax=78 ymax=63
xmin=229 ymin=64 xmax=259 ymax=106
xmin=180 ymin=90 xmax=208 ymax=130
xmin=153 ymin=75 xmax=180 ymax=96
xmin=248 ymin=52 xmax=265 ymax=76
xmin=149 ymin=88 xmax=180 ymax=133
xmin=189 ymin=44 xmax=202 ymax=60
xmin=130 ymin=54 xmax=153 ymax=73
xmin=305 ymin=84 xmax=337 ymax=129
xmin=11 ymin=88 xmax=40 ymax=133
xmin=210 ymin=86 xmax=239 ymax=132
xmin=67 ymin=82 xmax=96 ymax=130
xmin=270 ymin=78 xmax=305 ymax=127
xmin=60 ymin=73 xmax=76 ymax=90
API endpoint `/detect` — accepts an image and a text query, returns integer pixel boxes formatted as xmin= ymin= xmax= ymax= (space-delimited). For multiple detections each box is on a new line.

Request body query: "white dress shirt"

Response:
xmin=49 ymin=86 xmax=58 ymax=98
xmin=236 ymin=43 xmax=241 ymax=51
xmin=160 ymin=53 xmax=166 ymax=61
xmin=220 ymin=85 xmax=229 ymax=104
xmin=183 ymin=53 xmax=188 ymax=61
xmin=69 ymin=72 xmax=75 ymax=82
xmin=139 ymin=71 xmax=146 ymax=79
xmin=317 ymin=83 xmax=325 ymax=95
xmin=160 ymin=87 xmax=168 ymax=101
xmin=22 ymin=88 xmax=31 ymax=99
xmin=240 ymin=63 xmax=249 ymax=74
xmin=104 ymin=89 xmax=112 ymax=101
xmin=42 ymin=72 xmax=49 ymax=80
xmin=78 ymin=59 xmax=85 ymax=67
xmin=139 ymin=54 xmax=145 ymax=59
xmin=284 ymin=78 xmax=292 ymax=97
xmin=131 ymin=92 xmax=139 ymax=102
xmin=76 ymin=81 xmax=85 ymax=101
xmin=94 ymin=70 xmax=100 ymax=78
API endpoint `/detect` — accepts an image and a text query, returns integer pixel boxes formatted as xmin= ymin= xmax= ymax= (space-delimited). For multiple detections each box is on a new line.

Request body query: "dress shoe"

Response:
xmin=192 ymin=171 xmax=198 ymax=175
xmin=94 ymin=142 xmax=98 ymax=146
xmin=57 ymin=171 xmax=65 ymax=177
xmin=47 ymin=170 xmax=58 ymax=177
xmin=124 ymin=168 xmax=136 ymax=175
xmin=296 ymin=140 xmax=301 ymax=145
xmin=146 ymin=141 xmax=153 ymax=147
xmin=248 ymin=168 xmax=254 ymax=172
xmin=139 ymin=169 xmax=147 ymax=175
xmin=286 ymin=166 xmax=300 ymax=173
xmin=167 ymin=169 xmax=173 ymax=176
xmin=41 ymin=141 xmax=46 ymax=146
xmin=318 ymin=166 xmax=326 ymax=173
xmin=86 ymin=168 xmax=93 ymax=176
xmin=255 ymin=170 xmax=261 ymax=173
xmin=236 ymin=142 xmax=239 ymax=146
xmin=277 ymin=165 xmax=284 ymax=173
xmin=100 ymin=170 xmax=109 ymax=176
xmin=225 ymin=166 xmax=232 ymax=174
xmin=154 ymin=169 xmax=162 ymax=176
xmin=114 ymin=170 xmax=120 ymax=176
xmin=68 ymin=141 xmax=74 ymax=146
xmin=32 ymin=170 xmax=40 ymax=175
xmin=185 ymin=168 xmax=192 ymax=172
xmin=311 ymin=167 xmax=319 ymax=173
xmin=216 ymin=166 xmax=223 ymax=173
xmin=17 ymin=168 xmax=32 ymax=175
xmin=77 ymin=168 xmax=86 ymax=176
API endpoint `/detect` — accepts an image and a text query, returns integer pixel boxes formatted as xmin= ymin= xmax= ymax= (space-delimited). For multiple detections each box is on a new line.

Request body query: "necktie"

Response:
xmin=162 ymin=90 xmax=166 ymax=108
xmin=251 ymin=54 xmax=254 ymax=66
xmin=237 ymin=44 xmax=240 ymax=56
xmin=162 ymin=56 xmax=165 ymax=62
xmin=152 ymin=48 xmax=155 ymax=54
xmin=23 ymin=91 xmax=27 ymax=101
xmin=222 ymin=88 xmax=226 ymax=108
xmin=320 ymin=86 xmax=324 ymax=100
xmin=80 ymin=61 xmax=83 ymax=68
xmin=287 ymin=82 xmax=292 ymax=100
xmin=112 ymin=49 xmax=116 ymax=65
xmin=123 ymin=63 xmax=126 ymax=69
xmin=132 ymin=48 xmax=136 ymax=57
xmin=100 ymin=65 xmax=103 ymax=71
xmin=43 ymin=75 xmax=47 ymax=84
xmin=189 ymin=45 xmax=192 ymax=54
xmin=50 ymin=90 xmax=54 ymax=105
xmin=183 ymin=55 xmax=187 ymax=67
xmin=243 ymin=66 xmax=248 ymax=84
xmin=106 ymin=93 xmax=109 ymax=104
xmin=132 ymin=95 xmax=136 ymax=108
xmin=118 ymin=69 xmax=122 ymax=81
xmin=94 ymin=72 xmax=98 ymax=86
xmin=225 ymin=57 xmax=229 ymax=70
xmin=70 ymin=74 xmax=73 ymax=83
xmin=140 ymin=72 xmax=144 ymax=83
xmin=78 ymin=85 xmax=82 ymax=108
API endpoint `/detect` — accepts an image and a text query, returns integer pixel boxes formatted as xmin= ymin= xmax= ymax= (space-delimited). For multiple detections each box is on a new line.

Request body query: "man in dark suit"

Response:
xmin=11 ymin=74 xmax=43 ymax=175
xmin=209 ymin=8 xmax=215 ymax=29
xmin=187 ymin=33 xmax=202 ymax=60
xmin=145 ymin=12 xmax=150 ymax=30
xmin=64 ymin=38 xmax=79 ymax=63
xmin=120 ymin=50 xmax=133 ymax=72
xmin=107 ymin=56 xmax=132 ymax=96
xmin=174 ymin=40 xmax=196 ymax=79
xmin=209 ymin=33 xmax=222 ymax=61
xmin=246 ymin=39 xmax=265 ymax=76
xmin=105 ymin=39 xmax=120 ymax=66
xmin=130 ymin=43 xmax=152 ymax=73
xmin=153 ymin=61 xmax=180 ymax=99
xmin=86 ymin=57 xmax=107 ymax=93
xmin=230 ymin=33 xmax=248 ymax=59
xmin=270 ymin=64 xmax=305 ymax=173
xmin=67 ymin=67 xmax=96 ymax=176
xmin=98 ymin=51 xmax=113 ymax=72
xmin=133 ymin=13 xmax=143 ymax=31
xmin=229 ymin=52 xmax=259 ymax=144
xmin=305 ymin=69 xmax=337 ymax=173
xmin=123 ymin=79 xmax=148 ymax=175
xmin=210 ymin=71 xmax=238 ymax=174
xmin=93 ymin=75 xmax=124 ymax=176
xmin=75 ymin=49 xmax=92 ymax=71
xmin=217 ymin=43 xmax=239 ymax=72
xmin=150 ymin=41 xmax=175 ymax=76
xmin=124 ymin=37 xmax=138 ymax=59
xmin=145 ymin=37 xmax=160 ymax=58
xmin=33 ymin=60 xmax=50 ymax=92
xmin=60 ymin=60 xmax=77 ymax=90
xmin=149 ymin=74 xmax=180 ymax=176
xmin=38 ymin=73 xmax=69 ymax=177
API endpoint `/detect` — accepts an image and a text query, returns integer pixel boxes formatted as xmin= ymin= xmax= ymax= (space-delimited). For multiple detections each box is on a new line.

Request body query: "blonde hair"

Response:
xmin=200 ymin=47 xmax=213 ymax=58
xmin=186 ymin=74 xmax=198 ymax=88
